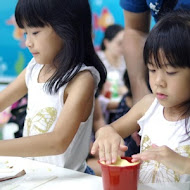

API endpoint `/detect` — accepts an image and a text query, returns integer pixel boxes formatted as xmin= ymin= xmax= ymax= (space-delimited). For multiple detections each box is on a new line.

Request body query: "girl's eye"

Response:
xmin=166 ymin=71 xmax=177 ymax=75
xmin=33 ymin=31 xmax=39 ymax=35
xmin=148 ymin=69 xmax=156 ymax=73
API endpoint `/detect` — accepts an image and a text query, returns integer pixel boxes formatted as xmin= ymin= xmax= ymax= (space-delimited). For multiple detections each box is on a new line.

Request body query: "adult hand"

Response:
xmin=91 ymin=126 xmax=128 ymax=164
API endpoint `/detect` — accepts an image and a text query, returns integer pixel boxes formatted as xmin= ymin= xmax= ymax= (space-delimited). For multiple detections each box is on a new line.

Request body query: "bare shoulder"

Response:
xmin=133 ymin=94 xmax=155 ymax=116
xmin=139 ymin=94 xmax=155 ymax=112
xmin=65 ymin=70 xmax=95 ymax=98
xmin=68 ymin=70 xmax=94 ymax=89
xmin=75 ymin=70 xmax=94 ymax=81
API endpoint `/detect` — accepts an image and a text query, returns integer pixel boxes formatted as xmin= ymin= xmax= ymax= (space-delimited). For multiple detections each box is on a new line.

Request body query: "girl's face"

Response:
xmin=104 ymin=30 xmax=124 ymax=57
xmin=24 ymin=25 xmax=63 ymax=65
xmin=148 ymin=52 xmax=190 ymax=114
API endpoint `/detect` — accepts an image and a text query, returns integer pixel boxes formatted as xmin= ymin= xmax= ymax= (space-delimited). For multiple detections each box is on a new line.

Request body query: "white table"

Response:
xmin=138 ymin=182 xmax=190 ymax=190
xmin=0 ymin=156 xmax=189 ymax=190
xmin=0 ymin=156 xmax=103 ymax=190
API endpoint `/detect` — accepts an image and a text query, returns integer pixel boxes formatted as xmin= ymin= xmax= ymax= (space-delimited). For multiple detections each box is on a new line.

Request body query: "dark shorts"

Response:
xmin=84 ymin=166 xmax=95 ymax=175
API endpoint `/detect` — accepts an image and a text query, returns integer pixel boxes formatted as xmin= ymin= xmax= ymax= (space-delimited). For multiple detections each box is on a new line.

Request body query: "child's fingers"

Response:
xmin=110 ymin=142 xmax=125 ymax=163
xmin=98 ymin=144 xmax=106 ymax=162
xmin=132 ymin=150 xmax=159 ymax=162
xmin=110 ymin=143 xmax=120 ymax=163
xmin=104 ymin=143 xmax=112 ymax=165
xmin=132 ymin=152 xmax=151 ymax=161
xmin=131 ymin=157 xmax=141 ymax=163
xmin=91 ymin=141 xmax=98 ymax=155
xmin=120 ymin=144 xmax=128 ymax=152
xmin=91 ymin=141 xmax=107 ymax=162
xmin=132 ymin=153 xmax=141 ymax=159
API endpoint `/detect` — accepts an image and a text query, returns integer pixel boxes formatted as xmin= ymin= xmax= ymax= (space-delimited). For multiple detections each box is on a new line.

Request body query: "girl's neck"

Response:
xmin=104 ymin=50 xmax=121 ymax=68
xmin=38 ymin=64 xmax=56 ymax=83
xmin=163 ymin=105 xmax=189 ymax=121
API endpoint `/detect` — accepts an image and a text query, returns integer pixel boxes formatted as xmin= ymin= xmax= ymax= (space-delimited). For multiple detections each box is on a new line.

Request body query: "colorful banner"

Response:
xmin=90 ymin=0 xmax=125 ymax=50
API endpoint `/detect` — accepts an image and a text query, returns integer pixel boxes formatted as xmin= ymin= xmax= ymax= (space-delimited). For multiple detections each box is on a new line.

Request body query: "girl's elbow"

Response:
xmin=51 ymin=135 xmax=70 ymax=155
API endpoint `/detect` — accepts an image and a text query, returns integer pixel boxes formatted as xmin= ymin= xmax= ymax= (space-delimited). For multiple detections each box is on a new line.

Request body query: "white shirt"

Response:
xmin=97 ymin=51 xmax=126 ymax=87
xmin=138 ymin=98 xmax=190 ymax=183
xmin=23 ymin=58 xmax=100 ymax=172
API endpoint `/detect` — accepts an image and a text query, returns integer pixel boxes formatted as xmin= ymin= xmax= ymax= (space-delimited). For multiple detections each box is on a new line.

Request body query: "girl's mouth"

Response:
xmin=156 ymin=93 xmax=167 ymax=100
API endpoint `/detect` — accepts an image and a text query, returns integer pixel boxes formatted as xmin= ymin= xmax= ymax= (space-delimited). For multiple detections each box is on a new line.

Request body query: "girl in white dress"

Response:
xmin=92 ymin=10 xmax=190 ymax=181
xmin=0 ymin=0 xmax=106 ymax=174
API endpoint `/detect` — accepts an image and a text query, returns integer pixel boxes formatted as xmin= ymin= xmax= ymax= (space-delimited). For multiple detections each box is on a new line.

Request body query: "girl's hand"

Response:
xmin=131 ymin=131 xmax=141 ymax=146
xmin=131 ymin=144 xmax=175 ymax=163
xmin=91 ymin=126 xmax=128 ymax=164
xmin=132 ymin=144 xmax=189 ymax=174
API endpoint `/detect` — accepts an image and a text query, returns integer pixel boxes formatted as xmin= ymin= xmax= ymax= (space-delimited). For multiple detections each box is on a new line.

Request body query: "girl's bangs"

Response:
xmin=15 ymin=1 xmax=48 ymax=28
xmin=144 ymin=25 xmax=190 ymax=68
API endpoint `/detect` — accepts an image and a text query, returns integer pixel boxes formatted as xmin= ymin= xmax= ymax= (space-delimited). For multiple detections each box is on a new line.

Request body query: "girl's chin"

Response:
xmin=33 ymin=58 xmax=42 ymax=64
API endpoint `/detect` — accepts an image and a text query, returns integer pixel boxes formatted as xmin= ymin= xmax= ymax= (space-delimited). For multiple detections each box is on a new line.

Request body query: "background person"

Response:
xmin=97 ymin=24 xmax=127 ymax=98
xmin=120 ymin=0 xmax=190 ymax=104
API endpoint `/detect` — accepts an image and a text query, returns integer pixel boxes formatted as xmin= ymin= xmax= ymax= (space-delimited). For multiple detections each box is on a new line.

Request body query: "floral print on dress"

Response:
xmin=25 ymin=107 xmax=57 ymax=136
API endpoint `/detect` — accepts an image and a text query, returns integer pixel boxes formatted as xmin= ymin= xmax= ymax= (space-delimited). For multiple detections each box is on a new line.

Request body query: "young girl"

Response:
xmin=0 ymin=0 xmax=106 ymax=174
xmin=91 ymin=10 xmax=190 ymax=182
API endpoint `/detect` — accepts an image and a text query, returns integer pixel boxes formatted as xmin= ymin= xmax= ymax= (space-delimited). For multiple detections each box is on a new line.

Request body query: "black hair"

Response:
xmin=144 ymin=10 xmax=190 ymax=136
xmin=144 ymin=10 xmax=190 ymax=69
xmin=123 ymin=70 xmax=132 ymax=97
xmin=157 ymin=0 xmax=178 ymax=21
xmin=15 ymin=0 xmax=106 ymax=94
xmin=100 ymin=24 xmax=124 ymax=50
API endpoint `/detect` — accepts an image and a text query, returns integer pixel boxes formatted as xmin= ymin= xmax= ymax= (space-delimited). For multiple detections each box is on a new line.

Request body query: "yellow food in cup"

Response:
xmin=101 ymin=156 xmax=139 ymax=167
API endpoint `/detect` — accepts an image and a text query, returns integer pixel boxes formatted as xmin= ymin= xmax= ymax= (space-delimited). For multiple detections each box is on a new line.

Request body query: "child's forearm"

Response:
xmin=166 ymin=152 xmax=190 ymax=175
xmin=183 ymin=156 xmax=190 ymax=174
xmin=132 ymin=145 xmax=190 ymax=174
xmin=0 ymin=132 xmax=68 ymax=157
xmin=168 ymin=154 xmax=189 ymax=174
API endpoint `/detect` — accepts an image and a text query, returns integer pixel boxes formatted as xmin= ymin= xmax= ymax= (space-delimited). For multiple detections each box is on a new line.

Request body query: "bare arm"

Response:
xmin=107 ymin=101 xmax=119 ymax=110
xmin=0 ymin=69 xmax=28 ymax=112
xmin=93 ymin=98 xmax=105 ymax=133
xmin=123 ymin=10 xmax=151 ymax=104
xmin=132 ymin=145 xmax=190 ymax=174
xmin=91 ymin=94 xmax=155 ymax=164
xmin=0 ymin=70 xmax=95 ymax=157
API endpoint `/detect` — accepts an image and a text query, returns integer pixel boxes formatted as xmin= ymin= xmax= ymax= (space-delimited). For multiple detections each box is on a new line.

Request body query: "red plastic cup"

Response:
xmin=98 ymin=157 xmax=140 ymax=190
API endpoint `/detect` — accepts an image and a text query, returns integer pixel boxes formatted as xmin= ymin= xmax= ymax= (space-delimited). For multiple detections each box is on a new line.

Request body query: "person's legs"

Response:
xmin=87 ymin=157 xmax=102 ymax=176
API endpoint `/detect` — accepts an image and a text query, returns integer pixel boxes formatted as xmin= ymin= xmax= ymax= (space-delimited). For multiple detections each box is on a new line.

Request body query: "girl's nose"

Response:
xmin=25 ymin=37 xmax=33 ymax=48
xmin=155 ymin=73 xmax=166 ymax=88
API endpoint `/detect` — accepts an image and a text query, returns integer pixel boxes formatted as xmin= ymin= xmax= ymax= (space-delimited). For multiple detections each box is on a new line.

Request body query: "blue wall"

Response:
xmin=0 ymin=0 xmax=155 ymax=81
xmin=0 ymin=0 xmax=31 ymax=81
